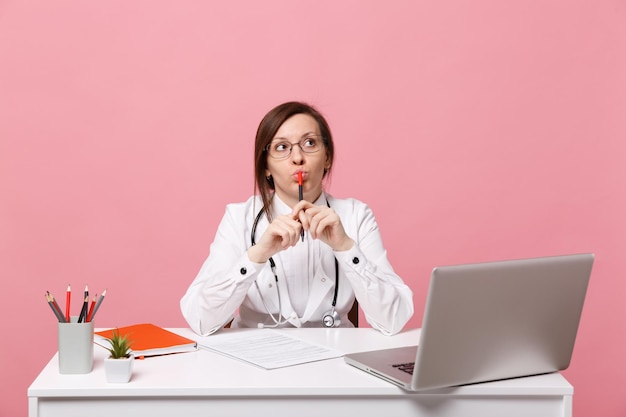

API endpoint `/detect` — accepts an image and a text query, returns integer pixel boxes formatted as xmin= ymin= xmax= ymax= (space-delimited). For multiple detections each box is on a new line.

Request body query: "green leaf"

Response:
xmin=106 ymin=328 xmax=133 ymax=359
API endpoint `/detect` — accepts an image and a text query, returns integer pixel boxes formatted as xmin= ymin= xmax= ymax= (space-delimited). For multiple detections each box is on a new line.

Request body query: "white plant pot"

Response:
xmin=104 ymin=355 xmax=134 ymax=383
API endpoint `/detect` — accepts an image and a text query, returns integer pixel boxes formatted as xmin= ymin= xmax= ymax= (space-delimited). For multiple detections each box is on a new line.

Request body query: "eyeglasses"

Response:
xmin=265 ymin=135 xmax=324 ymax=159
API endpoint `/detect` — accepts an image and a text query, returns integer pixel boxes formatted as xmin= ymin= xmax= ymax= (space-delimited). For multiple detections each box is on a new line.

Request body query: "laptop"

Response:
xmin=344 ymin=253 xmax=594 ymax=391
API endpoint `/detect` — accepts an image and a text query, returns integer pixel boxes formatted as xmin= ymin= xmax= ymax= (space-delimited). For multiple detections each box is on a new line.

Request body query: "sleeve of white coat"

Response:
xmin=333 ymin=200 xmax=414 ymax=335
xmin=180 ymin=205 xmax=261 ymax=336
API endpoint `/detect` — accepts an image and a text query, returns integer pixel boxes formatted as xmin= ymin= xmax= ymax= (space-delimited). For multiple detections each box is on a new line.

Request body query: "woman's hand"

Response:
xmin=293 ymin=201 xmax=354 ymax=252
xmin=247 ymin=213 xmax=303 ymax=263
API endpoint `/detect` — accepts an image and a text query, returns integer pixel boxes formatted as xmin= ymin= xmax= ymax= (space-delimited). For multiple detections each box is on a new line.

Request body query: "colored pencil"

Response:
xmin=46 ymin=292 xmax=65 ymax=322
xmin=86 ymin=294 xmax=97 ymax=322
xmin=65 ymin=284 xmax=71 ymax=322
xmin=50 ymin=293 xmax=66 ymax=323
xmin=77 ymin=285 xmax=89 ymax=323
xmin=90 ymin=289 xmax=107 ymax=321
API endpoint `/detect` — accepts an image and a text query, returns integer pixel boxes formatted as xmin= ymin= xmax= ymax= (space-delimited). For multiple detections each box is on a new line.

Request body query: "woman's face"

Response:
xmin=265 ymin=113 xmax=330 ymax=208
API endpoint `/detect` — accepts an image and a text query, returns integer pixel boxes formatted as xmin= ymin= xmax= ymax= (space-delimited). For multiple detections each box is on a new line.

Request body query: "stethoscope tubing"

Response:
xmin=250 ymin=200 xmax=339 ymax=326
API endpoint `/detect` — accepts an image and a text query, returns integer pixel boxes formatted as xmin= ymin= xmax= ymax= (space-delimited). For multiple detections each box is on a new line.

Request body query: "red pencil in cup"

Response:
xmin=65 ymin=284 xmax=71 ymax=322
xmin=86 ymin=294 xmax=97 ymax=322
xmin=90 ymin=289 xmax=107 ymax=321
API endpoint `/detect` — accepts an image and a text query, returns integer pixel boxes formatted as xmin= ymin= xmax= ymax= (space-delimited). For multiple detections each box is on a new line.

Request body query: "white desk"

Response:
xmin=28 ymin=328 xmax=573 ymax=417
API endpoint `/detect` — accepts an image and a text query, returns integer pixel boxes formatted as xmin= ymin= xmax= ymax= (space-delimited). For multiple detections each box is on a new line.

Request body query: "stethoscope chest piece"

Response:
xmin=322 ymin=308 xmax=341 ymax=328
xmin=252 ymin=200 xmax=340 ymax=328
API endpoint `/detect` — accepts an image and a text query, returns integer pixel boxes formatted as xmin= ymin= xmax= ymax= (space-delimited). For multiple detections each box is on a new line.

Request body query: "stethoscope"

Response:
xmin=251 ymin=200 xmax=340 ymax=328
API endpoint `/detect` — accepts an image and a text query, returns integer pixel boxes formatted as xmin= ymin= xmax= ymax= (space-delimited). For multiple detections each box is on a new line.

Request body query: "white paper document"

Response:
xmin=197 ymin=330 xmax=343 ymax=369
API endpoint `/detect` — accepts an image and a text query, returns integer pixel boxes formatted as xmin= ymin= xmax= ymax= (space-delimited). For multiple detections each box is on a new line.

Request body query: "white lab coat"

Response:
xmin=180 ymin=193 xmax=414 ymax=336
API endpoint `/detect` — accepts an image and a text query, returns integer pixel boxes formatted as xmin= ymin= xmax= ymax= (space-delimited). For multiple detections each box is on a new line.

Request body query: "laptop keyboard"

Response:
xmin=392 ymin=362 xmax=415 ymax=375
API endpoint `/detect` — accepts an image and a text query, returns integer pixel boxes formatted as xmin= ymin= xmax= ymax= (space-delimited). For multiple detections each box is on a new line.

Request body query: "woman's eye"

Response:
xmin=274 ymin=143 xmax=289 ymax=152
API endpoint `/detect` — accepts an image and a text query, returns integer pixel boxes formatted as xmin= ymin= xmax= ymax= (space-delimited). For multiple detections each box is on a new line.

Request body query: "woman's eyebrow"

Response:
xmin=271 ymin=132 xmax=319 ymax=142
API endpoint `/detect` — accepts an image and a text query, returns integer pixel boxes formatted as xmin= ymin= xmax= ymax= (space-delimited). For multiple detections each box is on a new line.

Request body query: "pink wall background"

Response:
xmin=1 ymin=1 xmax=624 ymax=416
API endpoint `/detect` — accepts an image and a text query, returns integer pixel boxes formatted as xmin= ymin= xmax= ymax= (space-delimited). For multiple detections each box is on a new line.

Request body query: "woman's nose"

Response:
xmin=290 ymin=145 xmax=305 ymax=164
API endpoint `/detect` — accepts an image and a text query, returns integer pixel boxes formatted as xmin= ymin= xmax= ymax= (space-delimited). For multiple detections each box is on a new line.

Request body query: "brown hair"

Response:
xmin=254 ymin=101 xmax=334 ymax=220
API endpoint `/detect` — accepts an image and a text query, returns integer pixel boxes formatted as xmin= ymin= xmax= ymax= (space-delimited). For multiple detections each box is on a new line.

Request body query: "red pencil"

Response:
xmin=90 ymin=289 xmax=107 ymax=321
xmin=65 ymin=284 xmax=71 ymax=322
xmin=86 ymin=294 xmax=97 ymax=322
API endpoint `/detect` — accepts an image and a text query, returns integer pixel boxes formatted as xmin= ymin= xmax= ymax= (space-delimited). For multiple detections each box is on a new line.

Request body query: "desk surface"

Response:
xmin=28 ymin=328 xmax=573 ymax=417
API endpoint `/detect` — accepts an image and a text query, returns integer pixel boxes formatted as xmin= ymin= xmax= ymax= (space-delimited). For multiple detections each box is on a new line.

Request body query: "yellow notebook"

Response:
xmin=95 ymin=323 xmax=197 ymax=357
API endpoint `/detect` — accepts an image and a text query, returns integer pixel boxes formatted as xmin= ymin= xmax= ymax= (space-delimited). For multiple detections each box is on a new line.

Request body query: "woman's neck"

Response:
xmin=274 ymin=189 xmax=324 ymax=209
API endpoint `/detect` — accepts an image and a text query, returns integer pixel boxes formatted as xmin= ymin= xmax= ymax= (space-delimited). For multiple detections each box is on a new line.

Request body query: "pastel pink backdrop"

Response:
xmin=1 ymin=1 xmax=624 ymax=416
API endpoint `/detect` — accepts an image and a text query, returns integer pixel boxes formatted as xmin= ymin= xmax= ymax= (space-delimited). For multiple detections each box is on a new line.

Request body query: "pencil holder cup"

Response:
xmin=57 ymin=316 xmax=94 ymax=374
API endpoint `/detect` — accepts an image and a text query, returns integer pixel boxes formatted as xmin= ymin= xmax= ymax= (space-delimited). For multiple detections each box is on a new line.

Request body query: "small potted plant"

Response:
xmin=103 ymin=328 xmax=134 ymax=383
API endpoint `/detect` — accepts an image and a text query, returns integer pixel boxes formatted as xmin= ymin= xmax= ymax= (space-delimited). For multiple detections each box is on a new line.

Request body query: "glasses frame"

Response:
xmin=265 ymin=135 xmax=325 ymax=160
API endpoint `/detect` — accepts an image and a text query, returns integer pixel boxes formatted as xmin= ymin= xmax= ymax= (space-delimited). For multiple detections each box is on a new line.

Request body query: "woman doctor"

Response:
xmin=180 ymin=101 xmax=413 ymax=336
